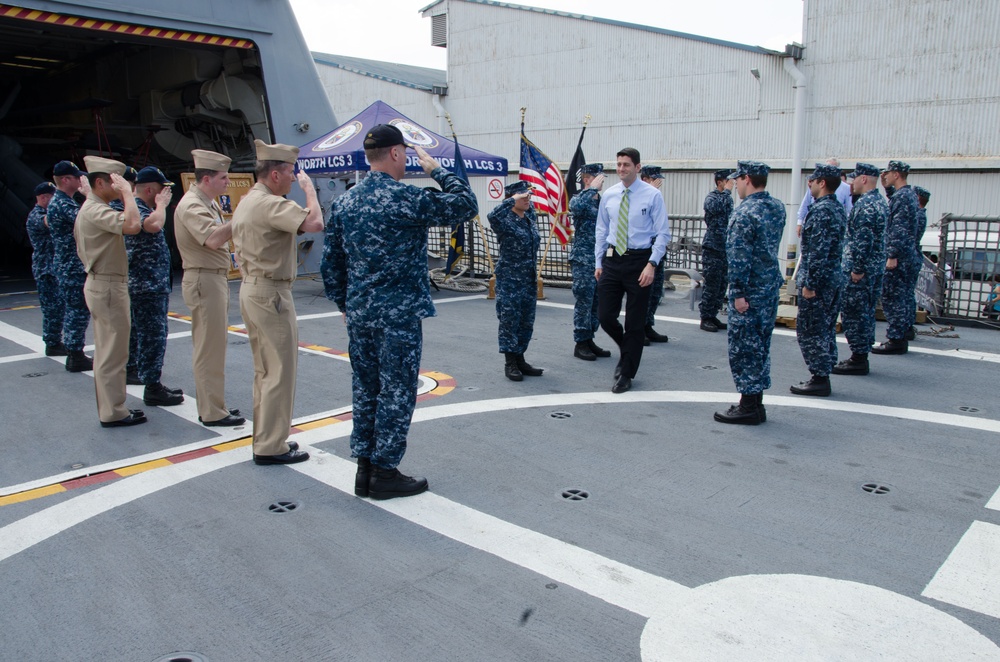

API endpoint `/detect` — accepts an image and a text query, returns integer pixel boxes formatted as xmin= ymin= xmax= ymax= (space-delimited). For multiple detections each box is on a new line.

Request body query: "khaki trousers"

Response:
xmin=239 ymin=278 xmax=297 ymax=456
xmin=84 ymin=275 xmax=130 ymax=423
xmin=182 ymin=270 xmax=230 ymax=422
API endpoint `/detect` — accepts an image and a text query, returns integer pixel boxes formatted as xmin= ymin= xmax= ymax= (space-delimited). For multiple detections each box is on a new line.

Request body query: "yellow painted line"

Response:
xmin=433 ymin=386 xmax=455 ymax=396
xmin=115 ymin=458 xmax=172 ymax=477
xmin=295 ymin=417 xmax=343 ymax=431
xmin=0 ymin=484 xmax=66 ymax=506
xmin=211 ymin=438 xmax=252 ymax=453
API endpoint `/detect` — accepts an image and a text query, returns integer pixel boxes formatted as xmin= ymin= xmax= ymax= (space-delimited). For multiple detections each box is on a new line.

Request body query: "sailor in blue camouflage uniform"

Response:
xmin=489 ymin=180 xmax=544 ymax=381
xmin=640 ymin=165 xmax=670 ymax=344
xmin=46 ymin=160 xmax=93 ymax=372
xmin=714 ymin=161 xmax=786 ymax=425
xmin=568 ymin=164 xmax=612 ymax=361
xmin=112 ymin=167 xmax=184 ymax=406
xmin=832 ymin=163 xmax=888 ymax=376
xmin=699 ymin=169 xmax=734 ymax=332
xmin=913 ymin=186 xmax=930 ymax=244
xmin=872 ymin=160 xmax=920 ymax=355
xmin=25 ymin=181 xmax=66 ymax=356
xmin=790 ymin=164 xmax=847 ymax=397
xmin=322 ymin=124 xmax=478 ymax=500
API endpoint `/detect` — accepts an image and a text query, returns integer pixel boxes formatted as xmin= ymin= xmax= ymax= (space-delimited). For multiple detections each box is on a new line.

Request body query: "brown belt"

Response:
xmin=242 ymin=276 xmax=293 ymax=286
xmin=186 ymin=268 xmax=227 ymax=275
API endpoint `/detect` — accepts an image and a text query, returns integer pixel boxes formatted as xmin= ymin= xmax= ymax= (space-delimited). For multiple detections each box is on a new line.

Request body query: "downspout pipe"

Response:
xmin=784 ymin=56 xmax=807 ymax=253
xmin=431 ymin=93 xmax=446 ymax=138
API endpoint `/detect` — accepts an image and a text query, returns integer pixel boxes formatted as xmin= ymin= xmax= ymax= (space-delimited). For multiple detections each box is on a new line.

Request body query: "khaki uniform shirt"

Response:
xmin=175 ymin=186 xmax=230 ymax=270
xmin=231 ymin=183 xmax=307 ymax=281
xmin=74 ymin=192 xmax=127 ymax=276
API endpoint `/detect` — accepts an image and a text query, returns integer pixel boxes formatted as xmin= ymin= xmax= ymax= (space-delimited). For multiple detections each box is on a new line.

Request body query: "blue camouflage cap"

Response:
xmin=640 ymin=165 xmax=664 ymax=179
xmin=913 ymin=186 xmax=931 ymax=200
xmin=505 ymin=180 xmax=531 ymax=196
xmin=714 ymin=169 xmax=734 ymax=180
xmin=728 ymin=160 xmax=770 ymax=179
xmin=807 ymin=163 xmax=842 ymax=180
xmin=886 ymin=160 xmax=910 ymax=174
xmin=848 ymin=162 xmax=880 ymax=178
xmin=580 ymin=163 xmax=603 ymax=176
xmin=33 ymin=181 xmax=56 ymax=196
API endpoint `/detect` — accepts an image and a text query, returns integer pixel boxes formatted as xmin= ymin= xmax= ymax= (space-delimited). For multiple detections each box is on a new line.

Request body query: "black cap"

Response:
xmin=33 ymin=182 xmax=56 ymax=196
xmin=363 ymin=124 xmax=406 ymax=149
xmin=135 ymin=166 xmax=174 ymax=186
xmin=52 ymin=160 xmax=85 ymax=177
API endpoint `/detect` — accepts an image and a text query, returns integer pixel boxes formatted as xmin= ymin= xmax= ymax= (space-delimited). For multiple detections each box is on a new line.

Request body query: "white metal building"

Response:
xmin=309 ymin=0 xmax=1000 ymax=260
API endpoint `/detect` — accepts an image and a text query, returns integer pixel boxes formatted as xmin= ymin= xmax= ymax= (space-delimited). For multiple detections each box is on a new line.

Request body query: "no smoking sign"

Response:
xmin=488 ymin=178 xmax=504 ymax=199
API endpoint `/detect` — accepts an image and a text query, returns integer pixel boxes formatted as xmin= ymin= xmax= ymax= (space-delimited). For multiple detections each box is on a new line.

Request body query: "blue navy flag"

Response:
xmin=519 ymin=123 xmax=569 ymax=244
xmin=444 ymin=135 xmax=469 ymax=276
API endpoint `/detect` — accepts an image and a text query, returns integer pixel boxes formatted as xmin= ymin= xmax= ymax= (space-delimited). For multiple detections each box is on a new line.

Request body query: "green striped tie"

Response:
xmin=615 ymin=188 xmax=630 ymax=254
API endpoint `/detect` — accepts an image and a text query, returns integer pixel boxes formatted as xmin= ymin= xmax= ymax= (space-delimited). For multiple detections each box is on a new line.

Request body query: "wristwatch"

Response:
xmin=648 ymin=261 xmax=657 ymax=269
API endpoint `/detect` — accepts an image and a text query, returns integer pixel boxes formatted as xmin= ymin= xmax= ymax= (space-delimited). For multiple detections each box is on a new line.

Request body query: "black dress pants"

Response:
xmin=598 ymin=249 xmax=653 ymax=379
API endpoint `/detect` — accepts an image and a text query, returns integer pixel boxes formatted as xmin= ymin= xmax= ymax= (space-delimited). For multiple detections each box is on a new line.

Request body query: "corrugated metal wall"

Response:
xmin=445 ymin=2 xmax=795 ymax=168
xmin=802 ymin=0 xmax=1000 ymax=166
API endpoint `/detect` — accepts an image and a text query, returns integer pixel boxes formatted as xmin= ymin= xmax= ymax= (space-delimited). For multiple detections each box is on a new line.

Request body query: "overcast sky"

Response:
xmin=287 ymin=0 xmax=804 ymax=70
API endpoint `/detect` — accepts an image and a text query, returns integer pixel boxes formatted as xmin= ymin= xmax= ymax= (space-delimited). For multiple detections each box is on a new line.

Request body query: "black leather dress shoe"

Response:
xmin=574 ymin=342 xmax=597 ymax=361
xmin=643 ymin=336 xmax=650 ymax=346
xmin=253 ymin=449 xmax=310 ymax=465
xmin=588 ymin=339 xmax=611 ymax=357
xmin=200 ymin=413 xmax=246 ymax=427
xmin=645 ymin=325 xmax=669 ymax=343
xmin=614 ymin=359 xmax=623 ymax=380
xmin=700 ymin=318 xmax=719 ymax=332
xmin=611 ymin=376 xmax=632 ymax=393
xmin=101 ymin=409 xmax=147 ymax=428
xmin=45 ymin=342 xmax=68 ymax=357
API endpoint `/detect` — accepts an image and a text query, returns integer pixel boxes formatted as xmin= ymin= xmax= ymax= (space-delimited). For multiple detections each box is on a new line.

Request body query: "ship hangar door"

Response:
xmin=0 ymin=5 xmax=270 ymax=274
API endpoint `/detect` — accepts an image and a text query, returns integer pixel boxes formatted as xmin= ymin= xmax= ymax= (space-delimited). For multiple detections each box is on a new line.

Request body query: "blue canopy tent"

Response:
xmin=296 ymin=100 xmax=507 ymax=176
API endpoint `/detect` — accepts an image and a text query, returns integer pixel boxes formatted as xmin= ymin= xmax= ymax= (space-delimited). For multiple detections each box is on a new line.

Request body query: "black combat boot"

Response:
xmin=790 ymin=375 xmax=831 ymax=397
xmin=65 ymin=350 xmax=93 ymax=372
xmin=574 ymin=341 xmax=597 ymax=361
xmin=756 ymin=392 xmax=767 ymax=423
xmin=700 ymin=318 xmax=719 ymax=332
xmin=516 ymin=353 xmax=543 ymax=376
xmin=355 ymin=457 xmax=372 ymax=497
xmin=713 ymin=393 xmax=762 ymax=425
xmin=368 ymin=466 xmax=428 ymax=500
xmin=644 ymin=325 xmax=669 ymax=343
xmin=144 ymin=382 xmax=184 ymax=406
xmin=871 ymin=338 xmax=908 ymax=355
xmin=504 ymin=353 xmax=523 ymax=381
xmin=905 ymin=326 xmax=916 ymax=341
xmin=711 ymin=317 xmax=728 ymax=330
xmin=832 ymin=353 xmax=870 ymax=375
xmin=126 ymin=368 xmax=143 ymax=385
xmin=587 ymin=339 xmax=611 ymax=357
xmin=45 ymin=342 xmax=68 ymax=356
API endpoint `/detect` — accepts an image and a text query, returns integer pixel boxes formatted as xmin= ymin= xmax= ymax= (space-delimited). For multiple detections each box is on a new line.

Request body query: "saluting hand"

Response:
xmin=79 ymin=177 xmax=92 ymax=197
xmin=109 ymin=173 xmax=132 ymax=197
xmin=415 ymin=145 xmax=441 ymax=176
xmin=589 ymin=174 xmax=605 ymax=191
xmin=154 ymin=186 xmax=172 ymax=209
xmin=296 ymin=171 xmax=314 ymax=193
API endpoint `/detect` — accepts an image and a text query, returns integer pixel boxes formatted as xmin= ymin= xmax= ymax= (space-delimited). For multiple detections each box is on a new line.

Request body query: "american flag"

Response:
xmin=519 ymin=127 xmax=570 ymax=244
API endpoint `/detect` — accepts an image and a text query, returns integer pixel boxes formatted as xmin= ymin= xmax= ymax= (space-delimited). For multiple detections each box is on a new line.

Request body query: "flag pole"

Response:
xmin=443 ymin=112 xmax=479 ymax=284
xmin=520 ymin=107 xmax=547 ymax=300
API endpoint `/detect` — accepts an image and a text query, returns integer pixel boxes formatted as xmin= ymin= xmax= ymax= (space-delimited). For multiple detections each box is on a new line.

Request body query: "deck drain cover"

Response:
xmin=957 ymin=406 xmax=980 ymax=413
xmin=862 ymin=483 xmax=891 ymax=495
xmin=153 ymin=654 xmax=208 ymax=662
xmin=267 ymin=500 xmax=299 ymax=513
xmin=463 ymin=386 xmax=480 ymax=391
xmin=549 ymin=411 xmax=572 ymax=419
xmin=22 ymin=371 xmax=47 ymax=378
xmin=700 ymin=365 xmax=718 ymax=370
xmin=561 ymin=489 xmax=589 ymax=501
